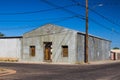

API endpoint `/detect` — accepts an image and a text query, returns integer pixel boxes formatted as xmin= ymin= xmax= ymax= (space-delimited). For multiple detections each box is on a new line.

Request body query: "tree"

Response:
xmin=0 ymin=32 xmax=4 ymax=37
xmin=113 ymin=47 xmax=120 ymax=50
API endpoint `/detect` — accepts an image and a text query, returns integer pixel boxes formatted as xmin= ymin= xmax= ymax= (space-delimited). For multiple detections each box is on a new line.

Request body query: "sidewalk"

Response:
xmin=88 ymin=60 xmax=120 ymax=65
xmin=0 ymin=68 xmax=16 ymax=77
xmin=0 ymin=60 xmax=120 ymax=65
xmin=13 ymin=60 xmax=120 ymax=65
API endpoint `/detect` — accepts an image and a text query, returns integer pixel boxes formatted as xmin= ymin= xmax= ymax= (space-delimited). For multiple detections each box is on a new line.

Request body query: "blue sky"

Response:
xmin=0 ymin=0 xmax=120 ymax=48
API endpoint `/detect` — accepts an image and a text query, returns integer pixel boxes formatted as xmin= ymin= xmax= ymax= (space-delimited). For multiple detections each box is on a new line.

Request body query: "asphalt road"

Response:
xmin=0 ymin=62 xmax=120 ymax=80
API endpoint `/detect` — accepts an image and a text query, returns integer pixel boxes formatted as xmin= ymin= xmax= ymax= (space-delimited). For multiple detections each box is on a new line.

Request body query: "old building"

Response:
xmin=21 ymin=24 xmax=111 ymax=64
xmin=111 ymin=49 xmax=120 ymax=60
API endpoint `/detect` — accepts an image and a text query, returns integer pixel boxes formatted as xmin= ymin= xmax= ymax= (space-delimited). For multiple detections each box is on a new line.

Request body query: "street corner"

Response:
xmin=0 ymin=68 xmax=16 ymax=77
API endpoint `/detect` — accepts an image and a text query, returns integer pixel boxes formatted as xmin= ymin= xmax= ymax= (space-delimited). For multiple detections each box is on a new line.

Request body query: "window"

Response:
xmin=62 ymin=45 xmax=68 ymax=57
xmin=30 ymin=46 xmax=35 ymax=57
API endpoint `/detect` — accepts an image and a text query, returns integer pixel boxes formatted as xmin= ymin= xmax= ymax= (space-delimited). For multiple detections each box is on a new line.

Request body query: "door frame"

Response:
xmin=43 ymin=42 xmax=52 ymax=61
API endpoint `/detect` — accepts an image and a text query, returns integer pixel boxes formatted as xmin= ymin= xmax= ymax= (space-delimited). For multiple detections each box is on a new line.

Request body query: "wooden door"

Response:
xmin=44 ymin=47 xmax=51 ymax=60
xmin=44 ymin=42 xmax=52 ymax=61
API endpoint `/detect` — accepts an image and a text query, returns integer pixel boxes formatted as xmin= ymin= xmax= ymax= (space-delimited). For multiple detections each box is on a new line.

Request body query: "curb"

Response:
xmin=88 ymin=60 xmax=120 ymax=65
xmin=0 ymin=60 xmax=120 ymax=65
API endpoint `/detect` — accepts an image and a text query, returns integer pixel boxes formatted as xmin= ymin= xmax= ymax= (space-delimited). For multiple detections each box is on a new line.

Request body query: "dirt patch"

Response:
xmin=0 ymin=68 xmax=16 ymax=77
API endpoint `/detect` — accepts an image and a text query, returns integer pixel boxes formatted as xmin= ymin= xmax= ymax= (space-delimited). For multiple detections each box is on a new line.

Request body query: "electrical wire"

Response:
xmin=0 ymin=4 xmax=77 ymax=15
xmin=41 ymin=0 xmax=85 ymax=18
xmin=0 ymin=15 xmax=84 ymax=22
xmin=42 ymin=0 xmax=120 ymax=35
xmin=0 ymin=0 xmax=119 ymax=35
xmin=0 ymin=15 xmax=81 ymax=30
xmin=71 ymin=0 xmax=120 ymax=35
xmin=89 ymin=18 xmax=120 ymax=35
xmin=71 ymin=0 xmax=120 ymax=28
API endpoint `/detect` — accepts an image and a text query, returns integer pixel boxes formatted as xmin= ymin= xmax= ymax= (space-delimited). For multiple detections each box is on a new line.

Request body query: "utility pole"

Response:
xmin=85 ymin=0 xmax=89 ymax=63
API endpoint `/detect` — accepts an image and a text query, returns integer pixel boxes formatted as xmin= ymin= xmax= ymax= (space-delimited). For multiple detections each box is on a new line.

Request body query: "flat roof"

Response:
xmin=77 ymin=32 xmax=111 ymax=42
xmin=111 ymin=49 xmax=120 ymax=53
xmin=0 ymin=36 xmax=22 ymax=39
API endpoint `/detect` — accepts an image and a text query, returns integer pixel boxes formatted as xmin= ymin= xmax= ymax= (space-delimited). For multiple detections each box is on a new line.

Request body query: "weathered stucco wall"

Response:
xmin=22 ymin=24 xmax=77 ymax=63
xmin=77 ymin=33 xmax=111 ymax=63
xmin=88 ymin=36 xmax=111 ymax=61
xmin=22 ymin=24 xmax=111 ymax=64
xmin=76 ymin=33 xmax=85 ymax=63
xmin=0 ymin=38 xmax=22 ymax=59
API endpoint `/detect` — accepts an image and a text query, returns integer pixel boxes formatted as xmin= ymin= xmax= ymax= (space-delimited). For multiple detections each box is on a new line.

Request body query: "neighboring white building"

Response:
xmin=0 ymin=37 xmax=22 ymax=60
xmin=111 ymin=49 xmax=120 ymax=60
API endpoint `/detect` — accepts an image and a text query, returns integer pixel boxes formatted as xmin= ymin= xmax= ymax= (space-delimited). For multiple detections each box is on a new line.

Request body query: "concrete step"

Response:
xmin=0 ymin=57 xmax=18 ymax=62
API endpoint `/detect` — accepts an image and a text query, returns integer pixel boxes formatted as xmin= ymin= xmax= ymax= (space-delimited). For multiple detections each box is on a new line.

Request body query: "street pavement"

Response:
xmin=0 ymin=61 xmax=120 ymax=80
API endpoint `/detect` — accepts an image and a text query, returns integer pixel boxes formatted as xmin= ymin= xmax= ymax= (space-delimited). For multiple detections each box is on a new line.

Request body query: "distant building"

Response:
xmin=111 ymin=49 xmax=120 ymax=60
xmin=0 ymin=24 xmax=111 ymax=64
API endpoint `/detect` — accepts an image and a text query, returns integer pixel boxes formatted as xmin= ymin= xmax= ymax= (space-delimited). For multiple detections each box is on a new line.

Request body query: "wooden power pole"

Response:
xmin=85 ymin=0 xmax=89 ymax=63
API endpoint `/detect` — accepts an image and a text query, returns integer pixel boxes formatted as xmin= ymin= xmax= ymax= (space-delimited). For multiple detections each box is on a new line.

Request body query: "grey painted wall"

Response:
xmin=76 ymin=33 xmax=85 ymax=63
xmin=22 ymin=24 xmax=111 ymax=64
xmin=88 ymin=36 xmax=111 ymax=61
xmin=77 ymin=33 xmax=111 ymax=63
xmin=22 ymin=24 xmax=77 ymax=63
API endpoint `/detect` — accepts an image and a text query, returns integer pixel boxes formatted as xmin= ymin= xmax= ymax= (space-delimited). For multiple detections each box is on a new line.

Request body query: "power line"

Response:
xmin=41 ymin=0 xmax=85 ymax=18
xmin=71 ymin=0 xmax=120 ymax=28
xmin=89 ymin=8 xmax=120 ymax=28
xmin=71 ymin=0 xmax=120 ymax=35
xmin=0 ymin=26 xmax=36 ymax=30
xmin=0 ymin=15 xmax=84 ymax=22
xmin=48 ymin=15 xmax=82 ymax=23
xmin=43 ymin=0 xmax=120 ymax=35
xmin=0 ymin=15 xmax=80 ymax=30
xmin=89 ymin=18 xmax=120 ymax=35
xmin=0 ymin=0 xmax=119 ymax=35
xmin=0 ymin=4 xmax=77 ymax=15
